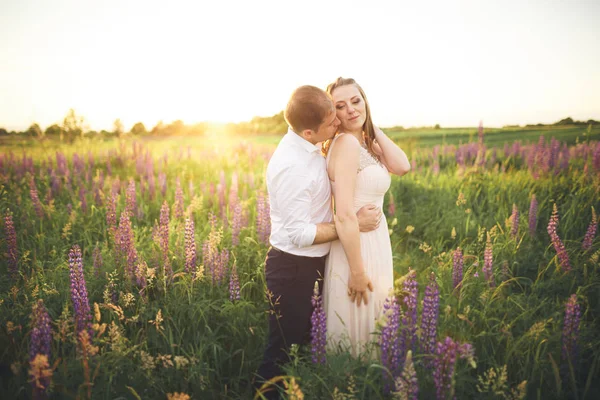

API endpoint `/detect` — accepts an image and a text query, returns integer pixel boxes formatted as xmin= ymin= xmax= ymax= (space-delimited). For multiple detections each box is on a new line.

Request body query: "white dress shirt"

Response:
xmin=266 ymin=128 xmax=333 ymax=257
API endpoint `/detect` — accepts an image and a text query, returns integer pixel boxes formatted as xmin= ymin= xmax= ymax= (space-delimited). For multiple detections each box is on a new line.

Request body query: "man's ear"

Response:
xmin=301 ymin=129 xmax=314 ymax=141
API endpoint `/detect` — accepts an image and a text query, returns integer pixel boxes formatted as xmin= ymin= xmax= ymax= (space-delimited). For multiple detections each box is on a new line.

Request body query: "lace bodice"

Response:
xmin=358 ymin=145 xmax=384 ymax=173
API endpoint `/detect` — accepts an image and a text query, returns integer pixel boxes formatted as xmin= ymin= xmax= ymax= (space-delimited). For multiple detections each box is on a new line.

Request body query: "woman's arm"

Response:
xmin=372 ymin=126 xmax=411 ymax=176
xmin=330 ymin=134 xmax=374 ymax=306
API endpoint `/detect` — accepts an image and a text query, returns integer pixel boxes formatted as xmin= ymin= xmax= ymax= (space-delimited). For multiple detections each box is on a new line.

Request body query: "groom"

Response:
xmin=254 ymin=85 xmax=379 ymax=398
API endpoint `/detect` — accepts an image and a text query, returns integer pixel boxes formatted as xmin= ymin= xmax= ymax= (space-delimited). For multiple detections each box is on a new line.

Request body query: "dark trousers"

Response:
xmin=254 ymin=247 xmax=326 ymax=399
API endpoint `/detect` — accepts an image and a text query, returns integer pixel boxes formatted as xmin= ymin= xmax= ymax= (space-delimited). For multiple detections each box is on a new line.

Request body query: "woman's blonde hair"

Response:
xmin=322 ymin=77 xmax=378 ymax=159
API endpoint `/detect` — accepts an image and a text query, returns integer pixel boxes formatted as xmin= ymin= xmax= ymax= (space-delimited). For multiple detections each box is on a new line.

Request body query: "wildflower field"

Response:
xmin=1 ymin=125 xmax=599 ymax=399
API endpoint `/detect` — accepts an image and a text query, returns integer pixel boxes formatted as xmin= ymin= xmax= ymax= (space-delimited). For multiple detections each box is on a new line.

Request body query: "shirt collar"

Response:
xmin=284 ymin=128 xmax=322 ymax=154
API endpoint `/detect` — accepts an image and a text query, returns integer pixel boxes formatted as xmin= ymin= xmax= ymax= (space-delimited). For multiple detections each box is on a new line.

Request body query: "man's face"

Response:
xmin=310 ymin=109 xmax=340 ymax=144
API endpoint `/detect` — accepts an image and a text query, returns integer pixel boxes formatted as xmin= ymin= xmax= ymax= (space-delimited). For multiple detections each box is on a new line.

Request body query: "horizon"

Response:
xmin=1 ymin=0 xmax=599 ymax=132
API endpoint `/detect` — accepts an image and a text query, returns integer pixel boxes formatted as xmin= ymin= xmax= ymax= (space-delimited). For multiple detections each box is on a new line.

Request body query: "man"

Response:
xmin=255 ymin=85 xmax=380 ymax=398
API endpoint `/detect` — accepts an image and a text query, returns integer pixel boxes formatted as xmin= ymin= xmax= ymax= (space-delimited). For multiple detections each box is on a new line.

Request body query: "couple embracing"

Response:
xmin=255 ymin=78 xmax=411 ymax=397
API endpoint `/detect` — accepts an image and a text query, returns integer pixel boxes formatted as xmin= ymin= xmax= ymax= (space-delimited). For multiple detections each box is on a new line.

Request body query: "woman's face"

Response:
xmin=331 ymin=84 xmax=366 ymax=134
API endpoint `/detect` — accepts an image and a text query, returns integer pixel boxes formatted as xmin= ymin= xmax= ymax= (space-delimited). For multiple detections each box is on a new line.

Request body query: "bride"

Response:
xmin=322 ymin=77 xmax=411 ymax=356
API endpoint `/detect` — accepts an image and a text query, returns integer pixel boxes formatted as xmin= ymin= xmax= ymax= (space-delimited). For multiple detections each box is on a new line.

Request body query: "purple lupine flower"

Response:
xmin=510 ymin=203 xmax=519 ymax=238
xmin=393 ymin=350 xmax=419 ymax=400
xmin=256 ymin=191 xmax=271 ymax=244
xmin=50 ymin=169 xmax=61 ymax=197
xmin=548 ymin=138 xmax=560 ymax=171
xmin=174 ymin=177 xmax=184 ymax=219
xmin=229 ymin=264 xmax=241 ymax=302
xmin=159 ymin=200 xmax=172 ymax=279
xmin=4 ymin=210 xmax=18 ymax=279
xmin=478 ymin=120 xmax=484 ymax=144
xmin=452 ymin=247 xmax=463 ymax=290
xmin=93 ymin=171 xmax=104 ymax=207
xmin=420 ymin=273 xmax=439 ymax=362
xmin=231 ymin=202 xmax=244 ymax=246
xmin=148 ymin=173 xmax=156 ymax=200
xmin=158 ymin=172 xmax=167 ymax=197
xmin=29 ymin=299 xmax=52 ymax=397
xmin=310 ymin=280 xmax=327 ymax=364
xmin=106 ymin=192 xmax=118 ymax=240
xmin=29 ymin=178 xmax=44 ymax=218
xmin=582 ymin=207 xmax=597 ymax=251
xmin=433 ymin=337 xmax=475 ymax=400
xmin=483 ymin=234 xmax=495 ymax=288
xmin=184 ymin=216 xmax=196 ymax=275
xmin=68 ymin=245 xmax=93 ymax=338
xmin=202 ymin=239 xmax=214 ymax=280
xmin=381 ymin=292 xmax=402 ymax=387
xmin=229 ymin=172 xmax=239 ymax=211
xmin=547 ymin=204 xmax=572 ymax=272
xmin=400 ymin=269 xmax=418 ymax=364
xmin=125 ymin=178 xmax=136 ymax=218
xmin=388 ymin=191 xmax=396 ymax=216
xmin=561 ymin=294 xmax=581 ymax=377
xmin=432 ymin=159 xmax=440 ymax=175
xmin=529 ymin=194 xmax=538 ymax=236
xmin=117 ymin=211 xmax=137 ymax=280
xmin=592 ymin=142 xmax=600 ymax=171
xmin=215 ymin=249 xmax=230 ymax=284
xmin=29 ymin=299 xmax=52 ymax=362
xmin=93 ymin=244 xmax=102 ymax=277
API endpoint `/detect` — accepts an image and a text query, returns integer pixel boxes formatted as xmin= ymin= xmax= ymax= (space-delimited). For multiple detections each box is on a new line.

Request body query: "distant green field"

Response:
xmin=239 ymin=124 xmax=600 ymax=149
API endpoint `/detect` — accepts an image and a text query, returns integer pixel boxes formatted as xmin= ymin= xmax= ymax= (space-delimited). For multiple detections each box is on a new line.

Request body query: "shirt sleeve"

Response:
xmin=271 ymin=166 xmax=317 ymax=248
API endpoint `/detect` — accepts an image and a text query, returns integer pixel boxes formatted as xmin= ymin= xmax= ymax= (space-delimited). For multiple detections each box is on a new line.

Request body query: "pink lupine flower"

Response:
xmin=452 ymin=247 xmax=463 ymax=289
xmin=125 ymin=178 xmax=137 ymax=218
xmin=582 ymin=207 xmax=597 ymax=251
xmin=547 ymin=204 xmax=571 ymax=272
xmin=29 ymin=177 xmax=44 ymax=218
xmin=529 ymin=194 xmax=538 ymax=236
xmin=388 ymin=191 xmax=396 ymax=216
xmin=184 ymin=216 xmax=196 ymax=275
xmin=174 ymin=177 xmax=184 ymax=219
xmin=4 ymin=210 xmax=18 ymax=279
xmin=160 ymin=200 xmax=172 ymax=279
xmin=68 ymin=245 xmax=93 ymax=338
xmin=483 ymin=233 xmax=495 ymax=287
xmin=510 ymin=203 xmax=519 ymax=238
xmin=561 ymin=294 xmax=581 ymax=378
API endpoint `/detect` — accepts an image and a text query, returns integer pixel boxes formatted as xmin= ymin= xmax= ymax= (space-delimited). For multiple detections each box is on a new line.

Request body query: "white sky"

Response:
xmin=1 ymin=0 xmax=599 ymax=131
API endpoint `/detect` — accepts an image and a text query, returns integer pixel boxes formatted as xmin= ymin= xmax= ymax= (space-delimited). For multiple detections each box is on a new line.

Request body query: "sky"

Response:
xmin=1 ymin=0 xmax=599 ymax=132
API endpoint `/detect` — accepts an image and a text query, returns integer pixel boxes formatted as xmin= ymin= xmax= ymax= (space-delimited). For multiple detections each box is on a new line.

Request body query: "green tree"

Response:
xmin=131 ymin=122 xmax=147 ymax=135
xmin=25 ymin=123 xmax=44 ymax=138
xmin=44 ymin=124 xmax=61 ymax=136
xmin=62 ymin=108 xmax=86 ymax=141
xmin=113 ymin=118 xmax=124 ymax=137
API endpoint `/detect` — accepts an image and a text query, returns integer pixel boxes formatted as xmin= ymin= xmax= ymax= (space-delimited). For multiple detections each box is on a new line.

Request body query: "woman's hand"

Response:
xmin=347 ymin=272 xmax=374 ymax=306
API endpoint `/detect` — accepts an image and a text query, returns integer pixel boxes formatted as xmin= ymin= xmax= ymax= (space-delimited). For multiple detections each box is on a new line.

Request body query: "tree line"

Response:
xmin=1 ymin=109 xmax=597 ymax=141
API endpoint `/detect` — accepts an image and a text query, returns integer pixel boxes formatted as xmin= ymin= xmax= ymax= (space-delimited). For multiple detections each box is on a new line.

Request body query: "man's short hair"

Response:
xmin=284 ymin=85 xmax=333 ymax=134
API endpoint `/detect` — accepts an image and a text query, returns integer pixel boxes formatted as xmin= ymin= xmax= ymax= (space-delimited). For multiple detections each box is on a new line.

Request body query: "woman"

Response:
xmin=322 ymin=77 xmax=411 ymax=357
